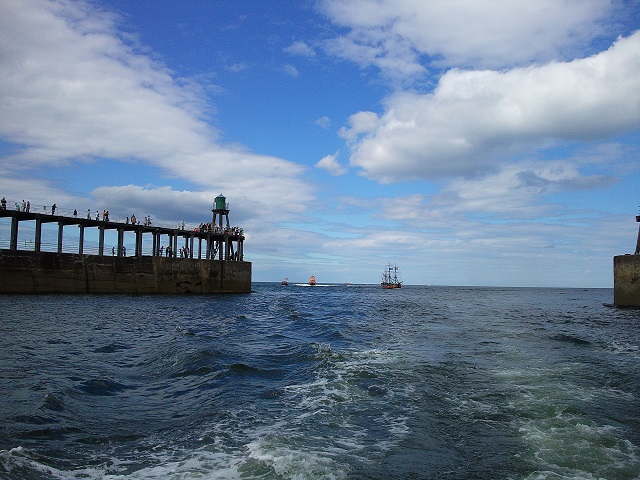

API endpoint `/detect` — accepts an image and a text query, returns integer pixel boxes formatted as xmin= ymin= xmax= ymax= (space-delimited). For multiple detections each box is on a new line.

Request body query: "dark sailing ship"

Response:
xmin=381 ymin=263 xmax=402 ymax=289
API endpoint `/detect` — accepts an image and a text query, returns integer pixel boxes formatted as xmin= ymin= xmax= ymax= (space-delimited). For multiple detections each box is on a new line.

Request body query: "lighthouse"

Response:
xmin=209 ymin=194 xmax=244 ymax=262
xmin=212 ymin=194 xmax=230 ymax=231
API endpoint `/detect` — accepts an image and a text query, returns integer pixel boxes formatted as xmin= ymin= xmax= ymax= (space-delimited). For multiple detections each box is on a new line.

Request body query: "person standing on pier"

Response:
xmin=51 ymin=204 xmax=56 ymax=215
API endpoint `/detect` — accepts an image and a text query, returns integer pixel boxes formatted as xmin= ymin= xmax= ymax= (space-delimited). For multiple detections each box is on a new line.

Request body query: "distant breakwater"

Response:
xmin=613 ymin=254 xmax=640 ymax=307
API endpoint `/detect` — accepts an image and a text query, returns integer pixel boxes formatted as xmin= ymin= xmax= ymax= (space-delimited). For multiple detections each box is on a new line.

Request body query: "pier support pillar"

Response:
xmin=78 ymin=225 xmax=84 ymax=255
xmin=10 ymin=215 xmax=18 ymax=250
xmin=172 ymin=234 xmax=178 ymax=258
xmin=117 ymin=228 xmax=124 ymax=257
xmin=57 ymin=221 xmax=63 ymax=253
xmin=35 ymin=218 xmax=42 ymax=252
xmin=99 ymin=226 xmax=105 ymax=256
xmin=635 ymin=225 xmax=640 ymax=255
xmin=135 ymin=229 xmax=142 ymax=257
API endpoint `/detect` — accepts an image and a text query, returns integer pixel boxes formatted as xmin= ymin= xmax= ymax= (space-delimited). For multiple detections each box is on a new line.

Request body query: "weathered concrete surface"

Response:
xmin=614 ymin=255 xmax=640 ymax=307
xmin=0 ymin=250 xmax=251 ymax=294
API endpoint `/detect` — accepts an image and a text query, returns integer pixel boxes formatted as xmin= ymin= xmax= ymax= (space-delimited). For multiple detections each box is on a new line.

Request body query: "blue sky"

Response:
xmin=1 ymin=0 xmax=639 ymax=286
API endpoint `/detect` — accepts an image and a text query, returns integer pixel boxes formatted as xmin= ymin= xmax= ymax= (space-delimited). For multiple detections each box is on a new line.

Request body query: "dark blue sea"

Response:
xmin=1 ymin=284 xmax=639 ymax=479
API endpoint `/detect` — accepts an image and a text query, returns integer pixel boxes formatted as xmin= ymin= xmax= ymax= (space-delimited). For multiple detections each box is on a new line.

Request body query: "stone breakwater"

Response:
xmin=0 ymin=250 xmax=251 ymax=294
xmin=613 ymin=254 xmax=640 ymax=307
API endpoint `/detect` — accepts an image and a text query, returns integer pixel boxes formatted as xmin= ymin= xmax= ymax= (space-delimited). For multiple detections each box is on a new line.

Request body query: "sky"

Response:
xmin=0 ymin=0 xmax=639 ymax=287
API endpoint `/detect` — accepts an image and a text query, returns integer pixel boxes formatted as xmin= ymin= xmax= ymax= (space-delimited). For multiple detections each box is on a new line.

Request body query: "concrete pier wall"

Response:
xmin=613 ymin=255 xmax=640 ymax=307
xmin=0 ymin=250 xmax=251 ymax=294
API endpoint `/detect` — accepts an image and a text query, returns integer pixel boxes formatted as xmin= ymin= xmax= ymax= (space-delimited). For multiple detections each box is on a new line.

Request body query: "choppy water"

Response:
xmin=0 ymin=284 xmax=639 ymax=479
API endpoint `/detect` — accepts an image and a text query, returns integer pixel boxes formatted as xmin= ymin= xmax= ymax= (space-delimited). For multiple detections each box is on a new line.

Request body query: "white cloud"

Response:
xmin=315 ymin=152 xmax=347 ymax=176
xmin=226 ymin=63 xmax=247 ymax=73
xmin=284 ymin=40 xmax=316 ymax=57
xmin=338 ymin=111 xmax=379 ymax=141
xmin=344 ymin=32 xmax=640 ymax=183
xmin=0 ymin=0 xmax=314 ymax=215
xmin=429 ymin=161 xmax=615 ymax=218
xmin=282 ymin=64 xmax=299 ymax=77
xmin=319 ymin=0 xmax=617 ymax=78
xmin=315 ymin=116 xmax=331 ymax=129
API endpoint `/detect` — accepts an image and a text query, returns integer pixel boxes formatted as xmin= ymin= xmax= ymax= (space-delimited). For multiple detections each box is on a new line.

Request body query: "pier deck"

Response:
xmin=0 ymin=208 xmax=244 ymax=261
xmin=0 ymin=205 xmax=251 ymax=293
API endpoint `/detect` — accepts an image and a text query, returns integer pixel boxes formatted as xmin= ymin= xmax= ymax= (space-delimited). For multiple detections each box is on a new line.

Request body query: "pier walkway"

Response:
xmin=0 ymin=208 xmax=244 ymax=262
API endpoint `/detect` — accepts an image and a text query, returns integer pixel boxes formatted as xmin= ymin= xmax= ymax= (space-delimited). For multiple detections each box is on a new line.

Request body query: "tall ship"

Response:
xmin=381 ymin=263 xmax=402 ymax=289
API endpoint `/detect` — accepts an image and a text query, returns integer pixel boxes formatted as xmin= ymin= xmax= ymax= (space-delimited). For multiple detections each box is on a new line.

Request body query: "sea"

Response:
xmin=1 ymin=284 xmax=639 ymax=480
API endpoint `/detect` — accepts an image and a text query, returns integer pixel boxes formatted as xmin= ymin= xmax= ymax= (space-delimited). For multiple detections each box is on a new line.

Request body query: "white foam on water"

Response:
xmin=26 ymin=345 xmax=414 ymax=480
xmin=0 ymin=444 xmax=248 ymax=480
xmin=0 ymin=328 xmax=415 ymax=479
xmin=0 ymin=446 xmax=66 ymax=478
xmin=608 ymin=340 xmax=640 ymax=359
xmin=519 ymin=419 xmax=639 ymax=480
xmin=242 ymin=344 xmax=419 ymax=475
xmin=491 ymin=363 xmax=640 ymax=479
xmin=245 ymin=437 xmax=348 ymax=480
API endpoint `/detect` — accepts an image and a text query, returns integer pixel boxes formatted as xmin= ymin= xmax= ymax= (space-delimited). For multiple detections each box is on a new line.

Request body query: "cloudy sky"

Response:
xmin=1 ymin=0 xmax=639 ymax=286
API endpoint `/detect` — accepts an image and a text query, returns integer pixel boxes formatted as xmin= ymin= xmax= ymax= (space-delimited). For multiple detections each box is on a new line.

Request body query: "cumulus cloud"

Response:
xmin=319 ymin=0 xmax=616 ymax=78
xmin=315 ymin=152 xmax=347 ymax=175
xmin=338 ymin=111 xmax=379 ymax=142
xmin=344 ymin=32 xmax=640 ymax=183
xmin=0 ymin=0 xmax=314 ymax=214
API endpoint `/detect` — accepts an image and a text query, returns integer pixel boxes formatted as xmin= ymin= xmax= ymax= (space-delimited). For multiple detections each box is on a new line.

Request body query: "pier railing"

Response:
xmin=1 ymin=198 xmax=208 ymax=232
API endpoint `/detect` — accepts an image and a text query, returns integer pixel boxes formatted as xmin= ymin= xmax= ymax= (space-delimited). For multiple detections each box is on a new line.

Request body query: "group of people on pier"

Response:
xmin=1 ymin=197 xmax=53 ymax=214
xmin=197 ymin=223 xmax=243 ymax=235
xmin=1 ymin=195 xmax=166 ymax=229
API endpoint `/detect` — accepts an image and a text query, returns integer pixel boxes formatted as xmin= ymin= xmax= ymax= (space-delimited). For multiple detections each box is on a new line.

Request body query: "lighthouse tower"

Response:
xmin=211 ymin=194 xmax=230 ymax=232
xmin=209 ymin=194 xmax=244 ymax=261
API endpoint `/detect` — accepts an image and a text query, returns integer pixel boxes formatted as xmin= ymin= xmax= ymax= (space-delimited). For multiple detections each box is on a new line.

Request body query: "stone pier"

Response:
xmin=0 ymin=202 xmax=251 ymax=294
